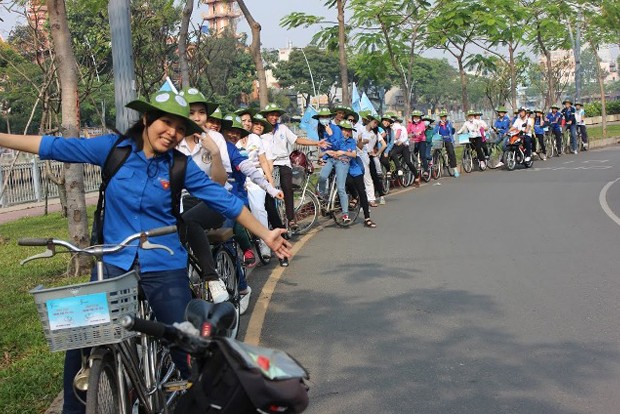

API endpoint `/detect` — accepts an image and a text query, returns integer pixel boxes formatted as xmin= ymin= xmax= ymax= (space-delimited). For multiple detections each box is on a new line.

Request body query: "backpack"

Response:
xmin=91 ymin=135 xmax=187 ymax=244
xmin=174 ymin=337 xmax=309 ymax=414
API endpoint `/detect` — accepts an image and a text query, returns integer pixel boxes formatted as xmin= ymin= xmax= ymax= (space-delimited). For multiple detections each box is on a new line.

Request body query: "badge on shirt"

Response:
xmin=159 ymin=178 xmax=171 ymax=190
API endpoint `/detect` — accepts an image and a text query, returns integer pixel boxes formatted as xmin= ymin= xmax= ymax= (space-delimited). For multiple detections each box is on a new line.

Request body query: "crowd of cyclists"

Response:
xmin=0 ymin=86 xmax=594 ymax=413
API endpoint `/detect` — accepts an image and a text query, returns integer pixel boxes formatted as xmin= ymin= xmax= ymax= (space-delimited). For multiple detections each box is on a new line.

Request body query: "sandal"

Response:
xmin=364 ymin=219 xmax=377 ymax=228
xmin=369 ymin=201 xmax=379 ymax=207
xmin=349 ymin=199 xmax=358 ymax=209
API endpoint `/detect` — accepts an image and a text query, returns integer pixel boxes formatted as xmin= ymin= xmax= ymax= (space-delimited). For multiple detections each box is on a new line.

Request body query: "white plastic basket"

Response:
xmin=457 ymin=133 xmax=471 ymax=145
xmin=30 ymin=271 xmax=139 ymax=352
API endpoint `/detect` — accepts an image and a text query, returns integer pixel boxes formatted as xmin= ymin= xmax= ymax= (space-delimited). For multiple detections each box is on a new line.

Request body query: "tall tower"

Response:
xmin=200 ymin=0 xmax=241 ymax=36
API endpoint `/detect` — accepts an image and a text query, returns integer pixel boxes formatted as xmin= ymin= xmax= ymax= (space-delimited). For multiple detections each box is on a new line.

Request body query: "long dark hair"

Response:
xmin=121 ymin=110 xmax=166 ymax=150
xmin=317 ymin=121 xmax=327 ymax=139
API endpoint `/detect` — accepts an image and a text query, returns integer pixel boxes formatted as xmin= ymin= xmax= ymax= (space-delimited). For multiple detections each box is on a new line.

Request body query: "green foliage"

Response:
xmin=583 ymin=100 xmax=620 ymax=117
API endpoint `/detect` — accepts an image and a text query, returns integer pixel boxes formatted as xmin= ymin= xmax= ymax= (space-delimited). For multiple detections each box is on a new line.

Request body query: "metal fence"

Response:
xmin=0 ymin=158 xmax=101 ymax=208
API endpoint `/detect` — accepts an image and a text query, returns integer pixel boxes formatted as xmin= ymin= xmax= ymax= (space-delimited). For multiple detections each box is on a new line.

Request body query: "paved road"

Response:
xmin=258 ymin=146 xmax=620 ymax=414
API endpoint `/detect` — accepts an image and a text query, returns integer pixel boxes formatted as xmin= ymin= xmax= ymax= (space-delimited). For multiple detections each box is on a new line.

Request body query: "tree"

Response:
xmin=237 ymin=0 xmax=269 ymax=107
xmin=47 ymin=0 xmax=90 ymax=274
xmin=178 ymin=0 xmax=193 ymax=88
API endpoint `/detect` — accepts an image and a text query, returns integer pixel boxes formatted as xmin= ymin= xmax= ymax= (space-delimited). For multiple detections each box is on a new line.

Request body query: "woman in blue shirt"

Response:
xmin=433 ymin=111 xmax=459 ymax=177
xmin=0 ymin=91 xmax=291 ymax=414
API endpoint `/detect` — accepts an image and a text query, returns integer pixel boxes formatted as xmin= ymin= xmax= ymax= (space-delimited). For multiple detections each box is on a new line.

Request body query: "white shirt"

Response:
xmin=458 ymin=120 xmax=482 ymax=138
xmin=264 ymin=124 xmax=297 ymax=167
xmin=236 ymin=133 xmax=265 ymax=169
xmin=392 ymin=122 xmax=409 ymax=145
xmin=575 ymin=108 xmax=585 ymax=125
xmin=358 ymin=126 xmax=378 ymax=153
xmin=511 ymin=116 xmax=533 ymax=136
xmin=177 ymin=130 xmax=230 ymax=177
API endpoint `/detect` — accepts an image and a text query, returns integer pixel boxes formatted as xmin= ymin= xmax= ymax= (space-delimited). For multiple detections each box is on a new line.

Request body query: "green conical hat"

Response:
xmin=550 ymin=104 xmax=560 ymax=109
xmin=411 ymin=110 xmax=423 ymax=117
xmin=125 ymin=91 xmax=202 ymax=135
xmin=234 ymin=107 xmax=257 ymax=117
xmin=179 ymin=87 xmax=218 ymax=115
xmin=251 ymin=113 xmax=273 ymax=133
xmin=260 ymin=103 xmax=286 ymax=116
xmin=438 ymin=110 xmax=449 ymax=117
xmin=209 ymin=107 xmax=233 ymax=128
xmin=337 ymin=119 xmax=356 ymax=131
xmin=361 ymin=111 xmax=379 ymax=122
xmin=563 ymin=98 xmax=573 ymax=105
xmin=466 ymin=109 xmax=477 ymax=117
xmin=575 ymin=102 xmax=583 ymax=106
xmin=312 ymin=107 xmax=334 ymax=119
xmin=496 ymin=106 xmax=508 ymax=113
xmin=423 ymin=116 xmax=435 ymax=123
xmin=534 ymin=108 xmax=544 ymax=113
xmin=222 ymin=114 xmax=250 ymax=137
xmin=380 ymin=112 xmax=395 ymax=121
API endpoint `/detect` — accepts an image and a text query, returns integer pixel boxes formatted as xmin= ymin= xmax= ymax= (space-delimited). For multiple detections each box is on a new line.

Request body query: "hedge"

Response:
xmin=584 ymin=100 xmax=620 ymax=117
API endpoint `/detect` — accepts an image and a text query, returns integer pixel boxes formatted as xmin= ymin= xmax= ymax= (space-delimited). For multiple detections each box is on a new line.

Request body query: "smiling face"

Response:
xmin=225 ymin=129 xmax=243 ymax=144
xmin=205 ymin=117 xmax=222 ymax=132
xmin=142 ymin=114 xmax=187 ymax=157
xmin=341 ymin=128 xmax=353 ymax=138
xmin=189 ymin=103 xmax=208 ymax=129
xmin=252 ymin=122 xmax=265 ymax=135
xmin=334 ymin=110 xmax=346 ymax=122
xmin=266 ymin=112 xmax=280 ymax=126
xmin=240 ymin=113 xmax=253 ymax=131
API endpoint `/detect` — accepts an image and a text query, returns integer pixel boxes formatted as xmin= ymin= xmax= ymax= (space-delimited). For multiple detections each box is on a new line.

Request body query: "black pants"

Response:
xmin=369 ymin=154 xmax=386 ymax=196
xmin=181 ymin=196 xmax=225 ymax=280
xmin=277 ymin=165 xmax=294 ymax=222
xmin=391 ymin=144 xmax=418 ymax=178
xmin=346 ymin=174 xmax=371 ymax=220
xmin=445 ymin=141 xmax=457 ymax=168
xmin=469 ymin=137 xmax=486 ymax=162
xmin=553 ymin=129 xmax=562 ymax=154
xmin=534 ymin=133 xmax=546 ymax=154
xmin=265 ymin=194 xmax=284 ymax=229
xmin=578 ymin=125 xmax=588 ymax=143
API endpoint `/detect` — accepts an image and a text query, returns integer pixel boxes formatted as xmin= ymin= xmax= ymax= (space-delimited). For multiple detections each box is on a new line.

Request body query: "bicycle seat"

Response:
xmin=206 ymin=227 xmax=234 ymax=243
xmin=185 ymin=299 xmax=237 ymax=337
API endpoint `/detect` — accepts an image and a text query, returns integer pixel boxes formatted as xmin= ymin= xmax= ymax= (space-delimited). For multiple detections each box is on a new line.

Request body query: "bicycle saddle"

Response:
xmin=185 ymin=299 xmax=237 ymax=338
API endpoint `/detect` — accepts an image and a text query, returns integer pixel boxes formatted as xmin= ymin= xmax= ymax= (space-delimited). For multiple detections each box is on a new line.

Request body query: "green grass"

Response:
xmin=584 ymin=124 xmax=620 ymax=141
xmin=0 ymin=209 xmax=93 ymax=414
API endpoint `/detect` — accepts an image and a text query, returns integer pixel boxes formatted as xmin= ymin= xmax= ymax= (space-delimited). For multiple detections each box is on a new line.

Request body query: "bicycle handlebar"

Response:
xmin=18 ymin=238 xmax=52 ymax=246
xmin=145 ymin=225 xmax=177 ymax=238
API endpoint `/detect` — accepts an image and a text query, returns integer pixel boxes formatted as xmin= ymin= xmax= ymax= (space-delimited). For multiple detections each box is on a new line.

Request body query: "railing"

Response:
xmin=0 ymin=158 xmax=101 ymax=208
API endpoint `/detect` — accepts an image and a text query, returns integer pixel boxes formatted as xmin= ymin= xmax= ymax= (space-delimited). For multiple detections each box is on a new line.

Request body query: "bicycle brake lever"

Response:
xmin=141 ymin=240 xmax=174 ymax=256
xmin=20 ymin=248 xmax=55 ymax=265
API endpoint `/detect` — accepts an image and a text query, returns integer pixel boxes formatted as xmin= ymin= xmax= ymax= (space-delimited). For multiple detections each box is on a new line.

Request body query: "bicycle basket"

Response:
xmin=30 ymin=271 xmax=139 ymax=352
xmin=457 ymin=133 xmax=470 ymax=145
xmin=291 ymin=166 xmax=306 ymax=188
xmin=431 ymin=134 xmax=444 ymax=150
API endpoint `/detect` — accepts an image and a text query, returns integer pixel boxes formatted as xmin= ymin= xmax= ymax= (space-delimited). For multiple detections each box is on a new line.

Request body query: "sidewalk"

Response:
xmin=0 ymin=193 xmax=99 ymax=225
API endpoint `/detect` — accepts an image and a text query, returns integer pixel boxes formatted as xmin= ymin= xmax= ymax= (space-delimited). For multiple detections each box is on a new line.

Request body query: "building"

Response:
xmin=542 ymin=46 xmax=619 ymax=85
xmin=200 ymin=0 xmax=241 ymax=36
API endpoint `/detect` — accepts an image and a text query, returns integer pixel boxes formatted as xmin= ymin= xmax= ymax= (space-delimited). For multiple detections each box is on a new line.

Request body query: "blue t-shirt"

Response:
xmin=434 ymin=122 xmax=454 ymax=142
xmin=342 ymin=137 xmax=364 ymax=177
xmin=546 ymin=111 xmax=562 ymax=131
xmin=533 ymin=116 xmax=546 ymax=135
xmin=494 ymin=115 xmax=511 ymax=135
xmin=561 ymin=106 xmax=576 ymax=125
xmin=320 ymin=122 xmax=344 ymax=160
xmin=225 ymin=141 xmax=250 ymax=206
xmin=39 ymin=134 xmax=244 ymax=272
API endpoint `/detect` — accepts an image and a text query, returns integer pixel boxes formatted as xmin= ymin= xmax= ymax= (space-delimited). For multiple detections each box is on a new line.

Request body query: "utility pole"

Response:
xmin=574 ymin=8 xmax=583 ymax=102
xmin=108 ymin=0 xmax=137 ymax=133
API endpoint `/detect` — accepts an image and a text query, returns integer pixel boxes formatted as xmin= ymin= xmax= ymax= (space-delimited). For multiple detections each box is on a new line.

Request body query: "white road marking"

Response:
xmin=599 ymin=177 xmax=620 ymax=227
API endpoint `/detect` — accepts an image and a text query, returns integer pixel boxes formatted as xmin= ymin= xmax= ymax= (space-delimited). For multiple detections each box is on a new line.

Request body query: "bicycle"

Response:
xmin=186 ymin=226 xmax=242 ymax=339
xmin=544 ymin=129 xmax=556 ymax=158
xmin=290 ymin=149 xmax=320 ymax=235
xmin=485 ymin=131 xmax=504 ymax=169
xmin=315 ymin=168 xmax=361 ymax=227
xmin=389 ymin=147 xmax=415 ymax=187
xmin=430 ymin=139 xmax=455 ymax=179
xmin=20 ymin=226 xmax=184 ymax=414
xmin=412 ymin=143 xmax=432 ymax=183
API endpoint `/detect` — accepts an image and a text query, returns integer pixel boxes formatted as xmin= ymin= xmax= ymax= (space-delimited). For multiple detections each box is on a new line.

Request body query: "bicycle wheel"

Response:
xmin=86 ymin=352 xmax=122 ymax=414
xmin=332 ymin=186 xmax=361 ymax=227
xmin=214 ymin=246 xmax=240 ymax=339
xmin=506 ymin=149 xmax=517 ymax=171
xmin=444 ymin=153 xmax=455 ymax=176
xmin=292 ymin=187 xmax=319 ymax=235
xmin=431 ymin=150 xmax=442 ymax=180
xmin=487 ymin=144 xmax=503 ymax=169
xmin=462 ymin=146 xmax=473 ymax=173
xmin=545 ymin=135 xmax=555 ymax=158
xmin=381 ymin=164 xmax=391 ymax=194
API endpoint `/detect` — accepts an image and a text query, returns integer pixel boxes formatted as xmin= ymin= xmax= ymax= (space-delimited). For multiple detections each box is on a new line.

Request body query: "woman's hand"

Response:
xmin=263 ymin=228 xmax=292 ymax=260
xmin=200 ymin=133 xmax=220 ymax=157
xmin=275 ymin=190 xmax=284 ymax=200
xmin=317 ymin=139 xmax=331 ymax=149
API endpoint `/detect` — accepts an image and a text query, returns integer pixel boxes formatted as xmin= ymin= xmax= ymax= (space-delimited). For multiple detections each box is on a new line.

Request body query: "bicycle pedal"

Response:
xmin=163 ymin=380 xmax=191 ymax=392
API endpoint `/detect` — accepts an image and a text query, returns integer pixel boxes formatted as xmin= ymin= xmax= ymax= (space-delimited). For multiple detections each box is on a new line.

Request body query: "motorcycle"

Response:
xmin=505 ymin=129 xmax=533 ymax=171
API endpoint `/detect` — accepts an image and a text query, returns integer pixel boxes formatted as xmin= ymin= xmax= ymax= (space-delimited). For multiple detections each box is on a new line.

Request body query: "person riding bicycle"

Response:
xmin=561 ymin=98 xmax=578 ymax=154
xmin=357 ymin=111 xmax=380 ymax=206
xmin=260 ymin=103 xmax=330 ymax=267
xmin=457 ymin=110 xmax=487 ymax=170
xmin=423 ymin=115 xmax=435 ymax=176
xmin=0 ymin=91 xmax=292 ymax=414
xmin=315 ymin=107 xmax=351 ymax=223
xmin=546 ymin=104 xmax=563 ymax=156
xmin=575 ymin=102 xmax=588 ymax=150
xmin=392 ymin=113 xmax=420 ymax=186
xmin=510 ymin=107 xmax=534 ymax=162
xmin=379 ymin=113 xmax=396 ymax=181
xmin=433 ymin=111 xmax=459 ymax=177
xmin=532 ymin=109 xmax=547 ymax=160
xmin=408 ymin=110 xmax=427 ymax=181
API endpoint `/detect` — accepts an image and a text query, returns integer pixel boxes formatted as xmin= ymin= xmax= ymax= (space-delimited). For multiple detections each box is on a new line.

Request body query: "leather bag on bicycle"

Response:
xmin=175 ymin=337 xmax=309 ymax=414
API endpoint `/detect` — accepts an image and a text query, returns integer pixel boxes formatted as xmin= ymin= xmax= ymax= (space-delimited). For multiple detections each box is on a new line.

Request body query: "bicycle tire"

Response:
xmin=86 ymin=352 xmax=122 ymax=414
xmin=431 ymin=150 xmax=442 ymax=180
xmin=506 ymin=150 xmax=517 ymax=171
xmin=381 ymin=164 xmax=391 ymax=194
xmin=252 ymin=235 xmax=271 ymax=265
xmin=292 ymin=188 xmax=319 ymax=235
xmin=545 ymin=135 xmax=555 ymax=158
xmin=462 ymin=146 xmax=473 ymax=173
xmin=214 ymin=246 xmax=240 ymax=339
xmin=332 ymin=187 xmax=361 ymax=227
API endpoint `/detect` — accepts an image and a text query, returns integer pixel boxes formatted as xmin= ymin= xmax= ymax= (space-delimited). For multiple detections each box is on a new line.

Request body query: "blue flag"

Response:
xmin=351 ymin=82 xmax=361 ymax=113
xmin=361 ymin=92 xmax=377 ymax=115
xmin=299 ymin=105 xmax=319 ymax=140
xmin=159 ymin=76 xmax=178 ymax=94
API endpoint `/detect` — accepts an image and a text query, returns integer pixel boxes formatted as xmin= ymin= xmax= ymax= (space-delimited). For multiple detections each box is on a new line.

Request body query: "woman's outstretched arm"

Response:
xmin=0 ymin=133 xmax=43 ymax=154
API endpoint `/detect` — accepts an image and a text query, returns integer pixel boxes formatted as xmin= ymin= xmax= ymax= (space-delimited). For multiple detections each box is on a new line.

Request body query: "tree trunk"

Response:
xmin=178 ymin=0 xmax=193 ymax=89
xmin=47 ymin=0 xmax=91 ymax=275
xmin=457 ymin=58 xmax=469 ymax=112
xmin=336 ymin=0 xmax=349 ymax=105
xmin=594 ymin=44 xmax=607 ymax=139
xmin=237 ymin=0 xmax=269 ymax=108
xmin=508 ymin=44 xmax=517 ymax=111
xmin=536 ymin=26 xmax=555 ymax=107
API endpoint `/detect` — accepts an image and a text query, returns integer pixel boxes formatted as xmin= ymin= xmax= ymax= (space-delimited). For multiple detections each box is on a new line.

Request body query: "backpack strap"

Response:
xmin=169 ymin=149 xmax=188 ymax=224
xmin=91 ymin=136 xmax=132 ymax=245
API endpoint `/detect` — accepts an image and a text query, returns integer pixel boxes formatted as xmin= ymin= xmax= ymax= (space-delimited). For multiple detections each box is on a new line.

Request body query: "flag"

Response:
xmin=159 ymin=76 xmax=178 ymax=94
xmin=360 ymin=92 xmax=377 ymax=115
xmin=299 ymin=105 xmax=319 ymax=140
xmin=351 ymin=82 xmax=361 ymax=113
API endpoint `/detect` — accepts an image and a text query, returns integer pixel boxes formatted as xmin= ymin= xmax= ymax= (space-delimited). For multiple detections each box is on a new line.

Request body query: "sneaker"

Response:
xmin=454 ymin=169 xmax=460 ymax=177
xmin=583 ymin=143 xmax=588 ymax=151
xmin=342 ymin=214 xmax=351 ymax=223
xmin=422 ymin=171 xmax=429 ymax=179
xmin=386 ymin=171 xmax=392 ymax=179
xmin=495 ymin=161 xmax=505 ymax=168
xmin=239 ymin=286 xmax=252 ymax=315
xmin=379 ymin=196 xmax=386 ymax=205
xmin=279 ymin=257 xmax=289 ymax=267
xmin=572 ymin=150 xmax=578 ymax=155
xmin=208 ymin=279 xmax=229 ymax=304
xmin=258 ymin=241 xmax=271 ymax=261
xmin=540 ymin=153 xmax=547 ymax=161
xmin=524 ymin=156 xmax=531 ymax=163
xmin=243 ymin=249 xmax=257 ymax=268
xmin=397 ymin=170 xmax=404 ymax=176
xmin=479 ymin=160 xmax=486 ymax=170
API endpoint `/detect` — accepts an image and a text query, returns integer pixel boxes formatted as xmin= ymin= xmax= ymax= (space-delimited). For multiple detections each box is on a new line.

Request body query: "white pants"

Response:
xmin=359 ymin=151 xmax=376 ymax=202
xmin=372 ymin=155 xmax=382 ymax=176
xmin=247 ymin=180 xmax=268 ymax=229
